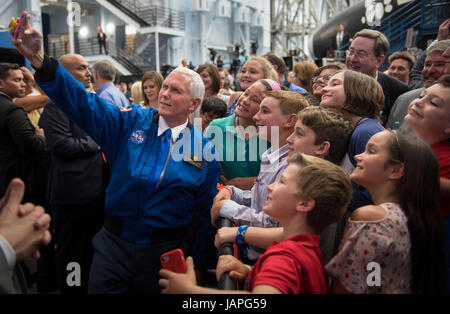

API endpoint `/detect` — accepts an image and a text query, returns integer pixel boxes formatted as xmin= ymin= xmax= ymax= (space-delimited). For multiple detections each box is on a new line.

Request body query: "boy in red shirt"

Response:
xmin=159 ymin=153 xmax=352 ymax=294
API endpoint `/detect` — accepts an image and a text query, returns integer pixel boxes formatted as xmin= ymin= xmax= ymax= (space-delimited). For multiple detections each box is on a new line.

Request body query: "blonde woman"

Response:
xmin=130 ymin=81 xmax=144 ymax=106
xmin=292 ymin=61 xmax=318 ymax=92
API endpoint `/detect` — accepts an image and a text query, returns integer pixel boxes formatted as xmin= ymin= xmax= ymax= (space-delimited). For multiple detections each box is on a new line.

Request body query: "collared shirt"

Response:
xmin=97 ymin=82 xmax=130 ymax=109
xmin=157 ymin=115 xmax=189 ymax=143
xmin=220 ymin=145 xmax=288 ymax=261
xmin=337 ymin=31 xmax=343 ymax=47
xmin=221 ymin=145 xmax=289 ymax=227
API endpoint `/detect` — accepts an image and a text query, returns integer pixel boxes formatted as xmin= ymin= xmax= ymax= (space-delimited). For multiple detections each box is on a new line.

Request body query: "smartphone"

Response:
xmin=14 ymin=11 xmax=28 ymax=39
xmin=160 ymin=249 xmax=187 ymax=273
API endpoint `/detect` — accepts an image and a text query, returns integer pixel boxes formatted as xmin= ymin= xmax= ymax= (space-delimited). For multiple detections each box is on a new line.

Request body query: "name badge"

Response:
xmin=184 ymin=153 xmax=205 ymax=170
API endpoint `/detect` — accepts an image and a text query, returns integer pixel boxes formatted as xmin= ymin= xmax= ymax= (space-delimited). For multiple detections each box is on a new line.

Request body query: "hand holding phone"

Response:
xmin=160 ymin=249 xmax=187 ymax=273
xmin=14 ymin=11 xmax=28 ymax=39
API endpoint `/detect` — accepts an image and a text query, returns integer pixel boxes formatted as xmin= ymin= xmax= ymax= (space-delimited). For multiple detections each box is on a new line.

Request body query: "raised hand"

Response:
xmin=10 ymin=14 xmax=44 ymax=69
xmin=437 ymin=19 xmax=450 ymax=41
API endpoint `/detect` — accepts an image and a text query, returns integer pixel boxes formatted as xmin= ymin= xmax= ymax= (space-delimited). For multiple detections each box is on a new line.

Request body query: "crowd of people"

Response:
xmin=0 ymin=14 xmax=449 ymax=295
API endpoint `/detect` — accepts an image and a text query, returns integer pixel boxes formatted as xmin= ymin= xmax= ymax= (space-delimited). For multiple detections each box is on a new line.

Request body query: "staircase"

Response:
xmin=372 ymin=0 xmax=449 ymax=53
xmin=99 ymin=0 xmax=186 ymax=31
xmin=105 ymin=0 xmax=150 ymax=27
xmin=92 ymin=0 xmax=186 ymax=74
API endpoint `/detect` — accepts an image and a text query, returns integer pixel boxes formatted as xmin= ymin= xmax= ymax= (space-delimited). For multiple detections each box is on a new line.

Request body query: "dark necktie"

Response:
xmin=148 ymin=128 xmax=172 ymax=193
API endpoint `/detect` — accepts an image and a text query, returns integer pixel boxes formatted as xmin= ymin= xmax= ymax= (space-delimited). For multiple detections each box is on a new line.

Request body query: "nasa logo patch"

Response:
xmin=129 ymin=129 xmax=147 ymax=145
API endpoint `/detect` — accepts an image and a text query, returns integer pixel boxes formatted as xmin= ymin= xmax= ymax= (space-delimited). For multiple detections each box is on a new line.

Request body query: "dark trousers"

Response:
xmin=52 ymin=201 xmax=105 ymax=294
xmin=98 ymin=40 xmax=107 ymax=54
xmin=88 ymin=227 xmax=185 ymax=294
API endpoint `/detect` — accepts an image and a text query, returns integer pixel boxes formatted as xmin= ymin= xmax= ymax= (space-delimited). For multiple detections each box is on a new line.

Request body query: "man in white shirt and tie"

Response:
xmin=333 ymin=24 xmax=351 ymax=51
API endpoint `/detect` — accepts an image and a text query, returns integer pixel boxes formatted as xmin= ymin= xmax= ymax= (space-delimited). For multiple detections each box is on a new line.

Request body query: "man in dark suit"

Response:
xmin=0 ymin=62 xmax=46 ymax=201
xmin=346 ymin=29 xmax=409 ymax=124
xmin=97 ymin=26 xmax=107 ymax=55
xmin=39 ymin=54 xmax=106 ymax=294
xmin=331 ymin=24 xmax=351 ymax=51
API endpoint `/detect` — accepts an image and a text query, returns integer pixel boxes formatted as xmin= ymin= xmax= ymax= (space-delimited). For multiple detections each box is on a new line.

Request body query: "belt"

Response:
xmin=104 ymin=214 xmax=187 ymax=245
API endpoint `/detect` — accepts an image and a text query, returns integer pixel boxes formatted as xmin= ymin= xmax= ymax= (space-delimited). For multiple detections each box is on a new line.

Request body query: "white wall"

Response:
xmin=0 ymin=0 xmax=42 ymax=34
xmin=167 ymin=0 xmax=270 ymax=68
xmin=0 ymin=0 xmax=271 ymax=69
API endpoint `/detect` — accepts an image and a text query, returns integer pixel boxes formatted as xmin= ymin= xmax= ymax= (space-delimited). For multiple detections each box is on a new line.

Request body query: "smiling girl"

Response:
xmin=206 ymin=79 xmax=279 ymax=190
xmin=226 ymin=57 xmax=278 ymax=116
xmin=326 ymin=129 xmax=446 ymax=294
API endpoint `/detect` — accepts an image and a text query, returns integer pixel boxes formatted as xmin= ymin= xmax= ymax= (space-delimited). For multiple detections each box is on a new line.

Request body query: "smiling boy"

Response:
xmin=210 ymin=91 xmax=308 ymax=262
xmin=159 ymin=153 xmax=353 ymax=294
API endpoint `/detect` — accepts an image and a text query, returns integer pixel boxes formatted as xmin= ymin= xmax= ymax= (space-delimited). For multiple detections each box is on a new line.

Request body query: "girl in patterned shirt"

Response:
xmin=326 ymin=129 xmax=446 ymax=293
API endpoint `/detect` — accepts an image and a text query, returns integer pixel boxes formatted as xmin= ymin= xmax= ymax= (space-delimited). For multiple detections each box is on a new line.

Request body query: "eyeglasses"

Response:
xmin=312 ymin=75 xmax=332 ymax=84
xmin=345 ymin=49 xmax=370 ymax=59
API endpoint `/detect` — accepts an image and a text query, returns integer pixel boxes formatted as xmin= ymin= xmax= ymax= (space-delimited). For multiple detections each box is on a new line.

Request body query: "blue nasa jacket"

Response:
xmin=35 ymin=56 xmax=220 ymax=267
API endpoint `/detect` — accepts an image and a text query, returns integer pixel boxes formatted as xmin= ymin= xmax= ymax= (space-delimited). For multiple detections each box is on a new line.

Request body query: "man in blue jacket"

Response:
xmin=11 ymin=15 xmax=221 ymax=293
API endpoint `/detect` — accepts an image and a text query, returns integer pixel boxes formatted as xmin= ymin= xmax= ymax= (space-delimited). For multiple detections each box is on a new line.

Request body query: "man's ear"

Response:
xmin=296 ymin=197 xmax=315 ymax=214
xmin=190 ymin=98 xmax=202 ymax=112
xmin=376 ymin=54 xmax=385 ymax=69
xmin=388 ymin=162 xmax=404 ymax=180
xmin=314 ymin=141 xmax=330 ymax=159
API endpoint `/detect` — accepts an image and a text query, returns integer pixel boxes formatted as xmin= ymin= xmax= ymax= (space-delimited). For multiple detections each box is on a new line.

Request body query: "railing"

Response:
xmin=47 ymin=36 xmax=154 ymax=75
xmin=372 ymin=0 xmax=449 ymax=52
xmin=108 ymin=0 xmax=186 ymax=30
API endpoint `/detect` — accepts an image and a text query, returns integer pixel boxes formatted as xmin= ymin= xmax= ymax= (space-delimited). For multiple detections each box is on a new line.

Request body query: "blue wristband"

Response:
xmin=236 ymin=225 xmax=249 ymax=246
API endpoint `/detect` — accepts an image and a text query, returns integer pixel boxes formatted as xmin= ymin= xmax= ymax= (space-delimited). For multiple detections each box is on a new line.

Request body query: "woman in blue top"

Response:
xmin=320 ymin=70 xmax=385 ymax=167
xmin=320 ymin=70 xmax=385 ymax=211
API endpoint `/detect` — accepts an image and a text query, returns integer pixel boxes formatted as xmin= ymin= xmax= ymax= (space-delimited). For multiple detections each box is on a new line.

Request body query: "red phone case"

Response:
xmin=160 ymin=249 xmax=187 ymax=273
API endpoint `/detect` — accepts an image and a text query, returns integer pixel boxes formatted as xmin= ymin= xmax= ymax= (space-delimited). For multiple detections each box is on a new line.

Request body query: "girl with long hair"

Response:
xmin=326 ymin=129 xmax=446 ymax=293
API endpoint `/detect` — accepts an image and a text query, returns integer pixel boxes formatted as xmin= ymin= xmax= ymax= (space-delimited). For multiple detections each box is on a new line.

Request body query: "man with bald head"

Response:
xmin=38 ymin=54 xmax=106 ymax=294
xmin=59 ymin=54 xmax=92 ymax=89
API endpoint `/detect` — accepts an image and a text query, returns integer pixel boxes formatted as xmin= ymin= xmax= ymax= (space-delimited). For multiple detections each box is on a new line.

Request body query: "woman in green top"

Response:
xmin=206 ymin=79 xmax=281 ymax=190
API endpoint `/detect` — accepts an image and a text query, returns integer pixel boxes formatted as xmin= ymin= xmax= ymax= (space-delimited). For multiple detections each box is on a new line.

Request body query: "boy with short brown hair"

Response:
xmin=159 ymin=153 xmax=352 ymax=294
